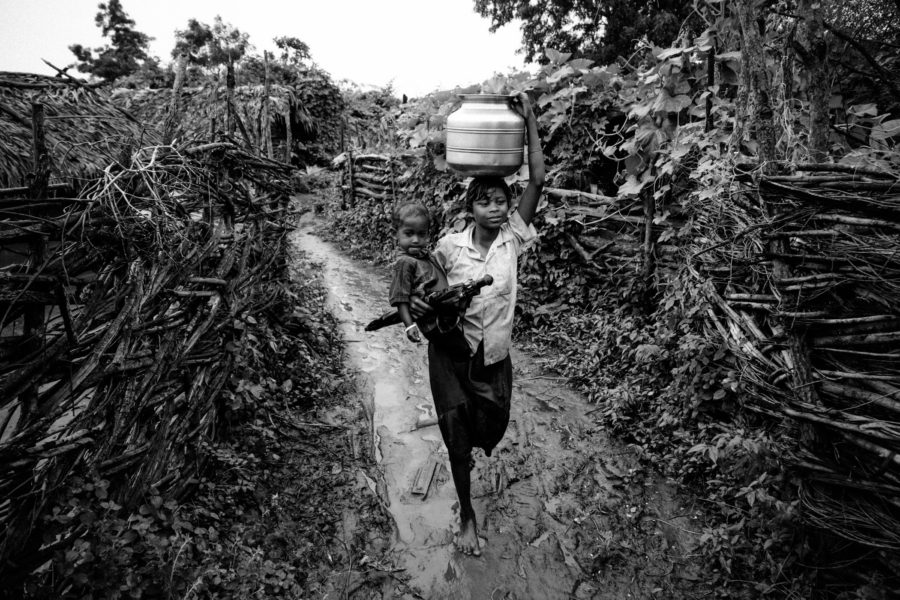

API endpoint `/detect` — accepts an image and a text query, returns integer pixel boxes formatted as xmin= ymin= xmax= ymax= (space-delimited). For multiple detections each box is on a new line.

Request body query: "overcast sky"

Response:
xmin=0 ymin=0 xmax=531 ymax=97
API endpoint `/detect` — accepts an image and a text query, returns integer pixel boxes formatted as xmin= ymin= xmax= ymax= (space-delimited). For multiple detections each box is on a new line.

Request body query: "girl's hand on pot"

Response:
xmin=509 ymin=90 xmax=533 ymax=119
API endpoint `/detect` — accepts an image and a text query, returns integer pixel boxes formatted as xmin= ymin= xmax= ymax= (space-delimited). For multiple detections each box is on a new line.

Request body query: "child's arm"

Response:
xmin=397 ymin=302 xmax=421 ymax=342
xmin=510 ymin=90 xmax=545 ymax=225
xmin=407 ymin=296 xmax=432 ymax=321
xmin=389 ymin=257 xmax=423 ymax=342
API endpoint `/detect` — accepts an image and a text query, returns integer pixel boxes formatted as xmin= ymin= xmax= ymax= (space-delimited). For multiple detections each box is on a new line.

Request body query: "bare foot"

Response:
xmin=454 ymin=516 xmax=482 ymax=556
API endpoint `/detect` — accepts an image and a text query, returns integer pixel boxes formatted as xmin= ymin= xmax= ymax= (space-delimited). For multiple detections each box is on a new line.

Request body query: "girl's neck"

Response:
xmin=472 ymin=225 xmax=500 ymax=257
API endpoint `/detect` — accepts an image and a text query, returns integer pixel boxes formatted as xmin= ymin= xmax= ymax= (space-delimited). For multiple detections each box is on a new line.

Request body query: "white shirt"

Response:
xmin=433 ymin=210 xmax=537 ymax=365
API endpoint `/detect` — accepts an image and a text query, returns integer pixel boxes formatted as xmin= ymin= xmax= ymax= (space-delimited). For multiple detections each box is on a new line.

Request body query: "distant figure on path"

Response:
xmin=411 ymin=90 xmax=545 ymax=556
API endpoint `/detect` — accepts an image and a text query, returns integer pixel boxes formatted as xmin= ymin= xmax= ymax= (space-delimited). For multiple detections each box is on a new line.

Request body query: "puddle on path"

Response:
xmin=290 ymin=212 xmax=704 ymax=600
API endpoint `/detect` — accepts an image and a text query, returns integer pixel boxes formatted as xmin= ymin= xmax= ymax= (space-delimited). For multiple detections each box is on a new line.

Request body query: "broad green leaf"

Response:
xmin=536 ymin=92 xmax=554 ymax=107
xmin=568 ymin=58 xmax=595 ymax=70
xmin=545 ymin=48 xmax=572 ymax=65
xmin=870 ymin=119 xmax=900 ymax=149
xmin=672 ymin=78 xmax=692 ymax=95
xmin=695 ymin=28 xmax=718 ymax=51
xmin=651 ymin=90 xmax=692 ymax=114
xmin=670 ymin=139 xmax=694 ymax=161
xmin=582 ymin=70 xmax=611 ymax=88
xmin=870 ymin=119 xmax=900 ymax=140
xmin=689 ymin=103 xmax=708 ymax=119
xmin=623 ymin=153 xmax=645 ymax=174
xmin=481 ymin=76 xmax=507 ymax=94
xmin=618 ymin=173 xmax=649 ymax=197
xmin=715 ymin=51 xmax=742 ymax=63
xmin=848 ymin=103 xmax=878 ymax=116
xmin=628 ymin=100 xmax=653 ymax=119
xmin=839 ymin=148 xmax=900 ymax=172
xmin=409 ymin=127 xmax=428 ymax=148
xmin=656 ymin=46 xmax=693 ymax=60
xmin=547 ymin=65 xmax=575 ymax=84
xmin=634 ymin=121 xmax=662 ymax=146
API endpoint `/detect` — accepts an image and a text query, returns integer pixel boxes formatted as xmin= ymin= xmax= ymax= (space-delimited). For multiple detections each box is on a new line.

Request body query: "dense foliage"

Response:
xmin=172 ymin=17 xmax=251 ymax=68
xmin=474 ymin=0 xmax=695 ymax=65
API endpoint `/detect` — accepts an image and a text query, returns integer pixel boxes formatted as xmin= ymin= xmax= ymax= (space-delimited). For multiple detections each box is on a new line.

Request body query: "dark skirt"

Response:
xmin=428 ymin=329 xmax=512 ymax=461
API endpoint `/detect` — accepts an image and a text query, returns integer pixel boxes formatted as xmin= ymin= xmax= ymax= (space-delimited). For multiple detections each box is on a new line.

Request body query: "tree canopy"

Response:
xmin=274 ymin=36 xmax=311 ymax=65
xmin=69 ymin=0 xmax=153 ymax=82
xmin=473 ymin=0 xmax=694 ymax=65
xmin=172 ymin=16 xmax=251 ymax=67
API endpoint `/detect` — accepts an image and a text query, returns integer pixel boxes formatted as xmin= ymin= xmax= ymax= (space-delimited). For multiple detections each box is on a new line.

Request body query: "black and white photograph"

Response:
xmin=1 ymin=1 xmax=899 ymax=598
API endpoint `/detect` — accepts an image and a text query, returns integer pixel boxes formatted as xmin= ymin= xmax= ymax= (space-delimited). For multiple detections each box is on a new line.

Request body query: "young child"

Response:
xmin=410 ymin=90 xmax=545 ymax=556
xmin=388 ymin=202 xmax=446 ymax=343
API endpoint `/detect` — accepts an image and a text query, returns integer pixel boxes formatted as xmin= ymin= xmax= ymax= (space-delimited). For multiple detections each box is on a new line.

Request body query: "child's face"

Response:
xmin=471 ymin=187 xmax=510 ymax=231
xmin=397 ymin=215 xmax=430 ymax=257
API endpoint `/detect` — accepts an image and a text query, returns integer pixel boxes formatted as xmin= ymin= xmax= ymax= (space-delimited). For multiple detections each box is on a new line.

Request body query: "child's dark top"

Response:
xmin=388 ymin=252 xmax=446 ymax=308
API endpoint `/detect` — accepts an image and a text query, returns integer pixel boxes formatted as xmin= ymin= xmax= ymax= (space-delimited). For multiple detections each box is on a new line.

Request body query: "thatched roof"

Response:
xmin=0 ymin=72 xmax=153 ymax=188
xmin=112 ymin=83 xmax=316 ymax=148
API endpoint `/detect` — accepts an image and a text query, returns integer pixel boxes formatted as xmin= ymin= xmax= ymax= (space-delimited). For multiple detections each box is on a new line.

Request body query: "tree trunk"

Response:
xmin=781 ymin=21 xmax=797 ymax=118
xmin=797 ymin=0 xmax=830 ymax=162
xmin=735 ymin=0 xmax=777 ymax=172
xmin=736 ymin=0 xmax=822 ymax=443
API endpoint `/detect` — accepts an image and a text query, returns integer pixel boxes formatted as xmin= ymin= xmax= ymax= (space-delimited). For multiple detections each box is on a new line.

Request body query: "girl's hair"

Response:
xmin=392 ymin=202 xmax=431 ymax=229
xmin=465 ymin=176 xmax=512 ymax=211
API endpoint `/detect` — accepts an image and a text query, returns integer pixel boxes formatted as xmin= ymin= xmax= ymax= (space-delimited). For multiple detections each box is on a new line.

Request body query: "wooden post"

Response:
xmin=226 ymin=60 xmax=236 ymax=135
xmin=163 ymin=52 xmax=188 ymax=145
xmin=641 ymin=191 xmax=655 ymax=287
xmin=704 ymin=44 xmax=715 ymax=133
xmin=236 ymin=103 xmax=255 ymax=150
xmin=209 ymin=73 xmax=219 ymax=138
xmin=283 ymin=105 xmax=292 ymax=165
xmin=23 ymin=101 xmax=50 ymax=422
xmin=263 ymin=51 xmax=273 ymax=160
xmin=347 ymin=149 xmax=355 ymax=208
xmin=29 ymin=102 xmax=49 ymax=202
xmin=388 ymin=156 xmax=397 ymax=204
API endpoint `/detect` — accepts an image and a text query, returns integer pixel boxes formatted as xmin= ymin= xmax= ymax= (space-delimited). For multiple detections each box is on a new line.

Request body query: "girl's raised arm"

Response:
xmin=511 ymin=91 xmax=545 ymax=225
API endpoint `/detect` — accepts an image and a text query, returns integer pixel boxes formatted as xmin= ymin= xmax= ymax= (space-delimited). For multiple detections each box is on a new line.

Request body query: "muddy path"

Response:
xmin=291 ymin=211 xmax=710 ymax=600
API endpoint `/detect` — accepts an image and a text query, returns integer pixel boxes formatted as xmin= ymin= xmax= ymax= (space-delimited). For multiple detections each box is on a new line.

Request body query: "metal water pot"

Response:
xmin=445 ymin=94 xmax=525 ymax=177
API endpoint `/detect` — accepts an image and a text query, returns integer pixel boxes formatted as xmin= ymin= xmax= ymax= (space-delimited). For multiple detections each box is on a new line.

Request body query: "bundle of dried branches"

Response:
xmin=0 ymin=140 xmax=292 ymax=576
xmin=690 ymin=160 xmax=900 ymax=551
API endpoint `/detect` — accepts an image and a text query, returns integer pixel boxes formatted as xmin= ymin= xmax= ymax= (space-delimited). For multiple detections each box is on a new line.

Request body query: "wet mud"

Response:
xmin=291 ymin=211 xmax=709 ymax=599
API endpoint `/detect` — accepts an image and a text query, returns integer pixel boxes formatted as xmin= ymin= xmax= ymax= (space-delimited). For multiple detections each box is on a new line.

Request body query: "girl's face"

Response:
xmin=471 ymin=187 xmax=509 ymax=231
xmin=397 ymin=214 xmax=430 ymax=257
